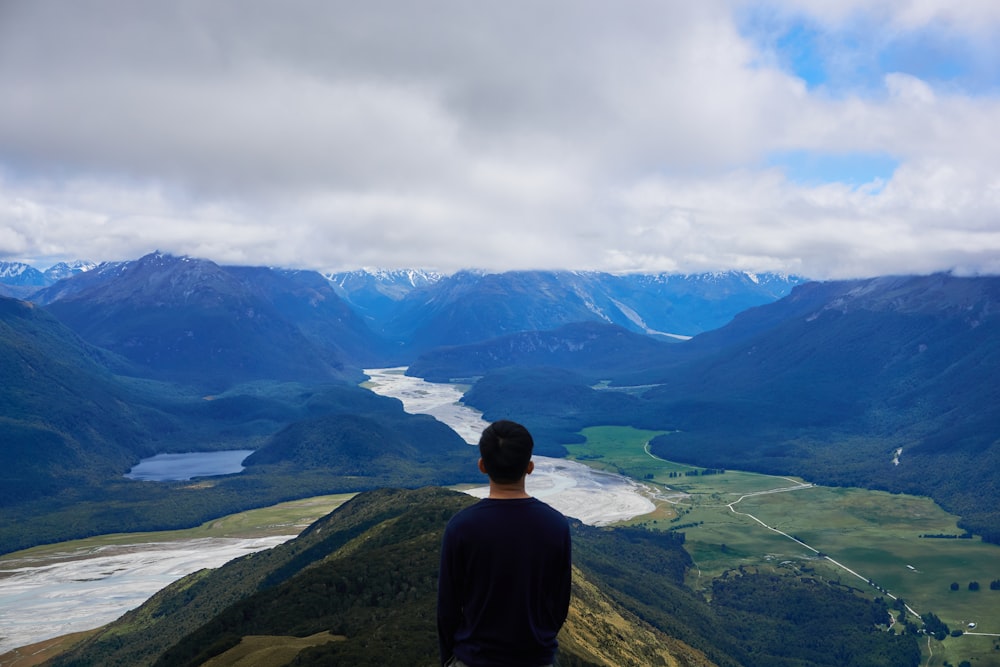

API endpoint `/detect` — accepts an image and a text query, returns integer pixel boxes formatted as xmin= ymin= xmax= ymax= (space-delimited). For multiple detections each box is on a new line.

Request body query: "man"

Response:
xmin=437 ymin=420 xmax=572 ymax=667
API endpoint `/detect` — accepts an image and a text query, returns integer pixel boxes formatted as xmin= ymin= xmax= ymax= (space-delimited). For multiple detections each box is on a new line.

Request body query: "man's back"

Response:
xmin=438 ymin=496 xmax=572 ymax=667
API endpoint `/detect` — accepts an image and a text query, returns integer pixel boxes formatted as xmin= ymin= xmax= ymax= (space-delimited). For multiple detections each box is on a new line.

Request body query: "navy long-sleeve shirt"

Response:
xmin=437 ymin=497 xmax=572 ymax=667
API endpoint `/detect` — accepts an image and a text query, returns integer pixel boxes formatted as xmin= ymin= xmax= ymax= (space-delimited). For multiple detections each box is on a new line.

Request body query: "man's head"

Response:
xmin=478 ymin=420 xmax=534 ymax=484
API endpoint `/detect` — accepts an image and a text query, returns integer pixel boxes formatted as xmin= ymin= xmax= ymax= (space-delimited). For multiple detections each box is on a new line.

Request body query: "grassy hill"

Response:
xmin=47 ymin=487 xmax=918 ymax=667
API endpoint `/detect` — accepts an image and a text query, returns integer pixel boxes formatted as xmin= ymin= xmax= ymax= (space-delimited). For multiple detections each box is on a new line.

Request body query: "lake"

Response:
xmin=125 ymin=449 xmax=255 ymax=481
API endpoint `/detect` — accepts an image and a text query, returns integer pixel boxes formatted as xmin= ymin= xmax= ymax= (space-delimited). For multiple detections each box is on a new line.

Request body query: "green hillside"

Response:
xmin=0 ymin=297 xmax=163 ymax=504
xmin=48 ymin=488 xmax=919 ymax=667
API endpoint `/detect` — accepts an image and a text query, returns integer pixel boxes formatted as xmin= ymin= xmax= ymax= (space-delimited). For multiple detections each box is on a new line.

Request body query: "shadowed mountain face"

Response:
xmin=49 ymin=488 xmax=917 ymax=667
xmin=35 ymin=253 xmax=380 ymax=387
xmin=0 ymin=296 xmax=161 ymax=504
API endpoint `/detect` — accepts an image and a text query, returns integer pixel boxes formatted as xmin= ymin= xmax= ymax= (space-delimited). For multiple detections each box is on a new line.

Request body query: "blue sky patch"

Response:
xmin=765 ymin=150 xmax=899 ymax=187
xmin=775 ymin=21 xmax=827 ymax=88
xmin=738 ymin=5 xmax=1000 ymax=98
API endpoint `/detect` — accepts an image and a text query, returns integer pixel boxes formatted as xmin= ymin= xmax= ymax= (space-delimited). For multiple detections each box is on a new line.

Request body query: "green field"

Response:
xmin=569 ymin=426 xmax=1000 ymax=667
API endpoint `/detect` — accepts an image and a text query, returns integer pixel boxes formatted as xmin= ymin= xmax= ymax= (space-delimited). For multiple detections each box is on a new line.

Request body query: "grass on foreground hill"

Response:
xmin=0 ymin=495 xmax=356 ymax=667
xmin=566 ymin=425 xmax=1000 ymax=667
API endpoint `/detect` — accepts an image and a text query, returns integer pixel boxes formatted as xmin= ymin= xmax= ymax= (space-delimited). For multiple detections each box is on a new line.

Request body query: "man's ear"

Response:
xmin=525 ymin=460 xmax=535 ymax=475
xmin=478 ymin=457 xmax=488 ymax=475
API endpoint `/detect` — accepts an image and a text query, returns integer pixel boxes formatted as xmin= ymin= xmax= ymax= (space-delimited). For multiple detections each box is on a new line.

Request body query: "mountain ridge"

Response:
xmin=0 ymin=259 xmax=97 ymax=298
xmin=34 ymin=253 xmax=372 ymax=387
xmin=46 ymin=487 xmax=917 ymax=667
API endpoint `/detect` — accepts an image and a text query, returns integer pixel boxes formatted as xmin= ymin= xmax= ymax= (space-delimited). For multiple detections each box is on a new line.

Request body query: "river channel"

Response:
xmin=363 ymin=367 xmax=655 ymax=525
xmin=0 ymin=368 xmax=654 ymax=654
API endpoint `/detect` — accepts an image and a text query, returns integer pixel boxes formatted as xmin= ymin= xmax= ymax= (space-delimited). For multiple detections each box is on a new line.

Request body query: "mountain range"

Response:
xmin=30 ymin=253 xmax=384 ymax=387
xmin=0 ymin=252 xmax=995 ymax=664
xmin=7 ymin=254 xmax=803 ymax=362
xmin=0 ymin=260 xmax=95 ymax=298
xmin=329 ymin=268 xmax=803 ymax=352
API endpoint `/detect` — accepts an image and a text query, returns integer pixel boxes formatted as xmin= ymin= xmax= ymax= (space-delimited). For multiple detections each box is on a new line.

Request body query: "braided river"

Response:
xmin=0 ymin=368 xmax=654 ymax=654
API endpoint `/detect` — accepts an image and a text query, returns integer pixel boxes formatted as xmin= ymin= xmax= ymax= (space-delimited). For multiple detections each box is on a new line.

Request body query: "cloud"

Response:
xmin=0 ymin=0 xmax=998 ymax=278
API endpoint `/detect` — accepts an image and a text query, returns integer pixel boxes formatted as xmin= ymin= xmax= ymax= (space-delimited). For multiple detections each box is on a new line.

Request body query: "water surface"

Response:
xmin=125 ymin=449 xmax=255 ymax=481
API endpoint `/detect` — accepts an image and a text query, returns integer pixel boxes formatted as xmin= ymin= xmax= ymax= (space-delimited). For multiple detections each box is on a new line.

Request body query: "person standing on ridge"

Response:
xmin=437 ymin=419 xmax=572 ymax=667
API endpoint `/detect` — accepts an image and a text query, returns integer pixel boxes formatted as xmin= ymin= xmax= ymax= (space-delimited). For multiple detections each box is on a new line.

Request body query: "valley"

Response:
xmin=4 ymin=371 xmax=997 ymax=666
xmin=1 ymin=257 xmax=998 ymax=665
xmin=567 ymin=425 xmax=1000 ymax=666
xmin=0 ymin=369 xmax=654 ymax=656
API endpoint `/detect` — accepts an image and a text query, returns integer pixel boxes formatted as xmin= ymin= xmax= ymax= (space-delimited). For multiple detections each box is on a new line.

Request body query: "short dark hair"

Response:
xmin=479 ymin=420 xmax=534 ymax=483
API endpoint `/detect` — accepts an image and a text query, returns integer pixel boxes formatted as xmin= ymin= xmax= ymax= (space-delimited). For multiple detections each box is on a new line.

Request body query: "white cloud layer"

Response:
xmin=1 ymin=0 xmax=998 ymax=278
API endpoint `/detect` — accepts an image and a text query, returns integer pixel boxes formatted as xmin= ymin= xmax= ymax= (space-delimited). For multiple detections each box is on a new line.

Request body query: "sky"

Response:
xmin=1 ymin=0 xmax=999 ymax=279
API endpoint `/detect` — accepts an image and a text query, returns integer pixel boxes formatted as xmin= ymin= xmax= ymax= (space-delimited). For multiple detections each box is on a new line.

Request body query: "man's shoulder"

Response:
xmin=447 ymin=497 xmax=567 ymax=523
xmin=528 ymin=497 xmax=569 ymax=522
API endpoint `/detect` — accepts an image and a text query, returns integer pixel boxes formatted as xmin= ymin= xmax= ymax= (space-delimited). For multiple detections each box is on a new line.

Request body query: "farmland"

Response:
xmin=567 ymin=426 xmax=1000 ymax=667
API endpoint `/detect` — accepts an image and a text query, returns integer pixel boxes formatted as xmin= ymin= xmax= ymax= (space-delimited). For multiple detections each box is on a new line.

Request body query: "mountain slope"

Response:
xmin=224 ymin=266 xmax=391 ymax=366
xmin=242 ymin=409 xmax=475 ymax=487
xmin=43 ymin=260 xmax=97 ymax=282
xmin=49 ymin=487 xmax=917 ymax=667
xmin=325 ymin=268 xmax=442 ymax=326
xmin=384 ymin=270 xmax=621 ymax=352
xmin=36 ymin=253 xmax=375 ymax=387
xmin=0 ymin=260 xmax=97 ymax=299
xmin=0 ymin=261 xmax=47 ymax=286
xmin=0 ymin=261 xmax=49 ymax=299
xmin=407 ymin=321 xmax=680 ymax=382
xmin=0 ymin=296 xmax=161 ymax=504
xmin=636 ymin=274 xmax=1000 ymax=540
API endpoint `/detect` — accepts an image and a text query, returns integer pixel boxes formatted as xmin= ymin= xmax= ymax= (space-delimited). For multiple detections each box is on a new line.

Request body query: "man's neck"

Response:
xmin=488 ymin=481 xmax=531 ymax=499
